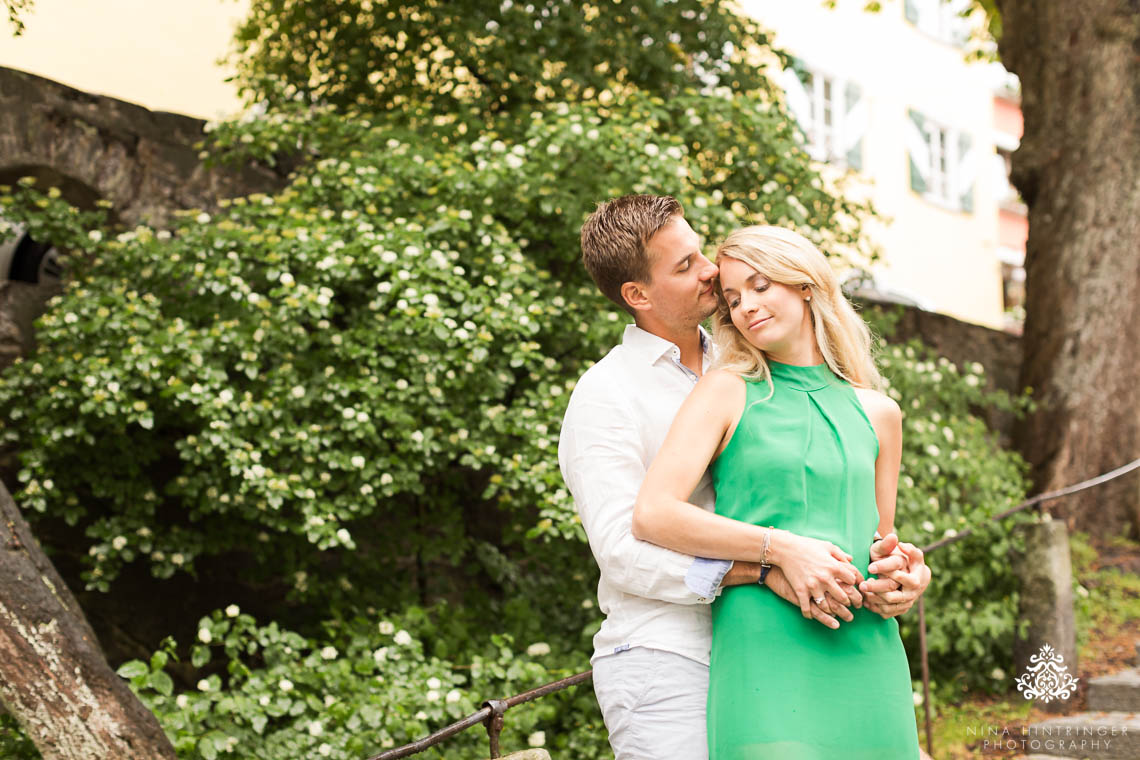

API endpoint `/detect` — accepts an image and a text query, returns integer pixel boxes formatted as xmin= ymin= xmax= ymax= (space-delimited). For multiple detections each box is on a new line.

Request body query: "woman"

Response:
xmin=633 ymin=225 xmax=920 ymax=758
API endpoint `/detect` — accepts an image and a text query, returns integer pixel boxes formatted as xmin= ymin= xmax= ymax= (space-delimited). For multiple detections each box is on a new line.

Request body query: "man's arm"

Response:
xmin=559 ymin=393 xmax=717 ymax=605
xmin=723 ymin=562 xmax=858 ymax=629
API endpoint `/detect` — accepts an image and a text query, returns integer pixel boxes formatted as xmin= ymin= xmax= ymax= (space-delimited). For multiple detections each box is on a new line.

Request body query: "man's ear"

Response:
xmin=620 ymin=281 xmax=652 ymax=314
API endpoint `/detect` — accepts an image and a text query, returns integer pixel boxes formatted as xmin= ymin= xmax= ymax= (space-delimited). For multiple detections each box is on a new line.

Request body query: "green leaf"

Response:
xmin=115 ymin=660 xmax=148 ymax=679
xmin=148 ymin=670 xmax=174 ymax=697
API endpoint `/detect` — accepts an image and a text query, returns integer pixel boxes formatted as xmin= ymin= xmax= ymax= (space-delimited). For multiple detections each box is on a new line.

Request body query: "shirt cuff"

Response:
xmin=685 ymin=557 xmax=733 ymax=603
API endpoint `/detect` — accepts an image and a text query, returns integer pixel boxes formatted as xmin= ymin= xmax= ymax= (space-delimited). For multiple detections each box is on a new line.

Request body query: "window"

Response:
xmin=778 ymin=60 xmax=868 ymax=170
xmin=905 ymin=109 xmax=976 ymax=212
xmin=905 ymin=0 xmax=972 ymax=47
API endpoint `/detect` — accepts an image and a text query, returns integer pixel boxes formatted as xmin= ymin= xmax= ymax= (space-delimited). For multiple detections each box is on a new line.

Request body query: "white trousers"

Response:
xmin=592 ymin=647 xmax=709 ymax=760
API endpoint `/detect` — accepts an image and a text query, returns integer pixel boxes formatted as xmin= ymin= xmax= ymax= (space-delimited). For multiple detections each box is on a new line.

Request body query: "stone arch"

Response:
xmin=0 ymin=66 xmax=282 ymax=228
xmin=0 ymin=66 xmax=285 ymax=368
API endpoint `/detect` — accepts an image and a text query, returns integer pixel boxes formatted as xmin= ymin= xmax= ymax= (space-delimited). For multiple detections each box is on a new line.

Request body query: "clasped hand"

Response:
xmin=760 ymin=532 xmax=928 ymax=628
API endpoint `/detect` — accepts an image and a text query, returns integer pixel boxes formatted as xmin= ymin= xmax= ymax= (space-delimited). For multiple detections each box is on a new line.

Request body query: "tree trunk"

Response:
xmin=0 ymin=481 xmax=176 ymax=759
xmin=998 ymin=0 xmax=1140 ymax=538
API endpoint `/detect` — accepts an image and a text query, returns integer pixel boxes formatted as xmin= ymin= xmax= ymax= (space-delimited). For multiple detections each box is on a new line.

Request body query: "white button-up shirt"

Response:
xmin=559 ymin=324 xmax=724 ymax=666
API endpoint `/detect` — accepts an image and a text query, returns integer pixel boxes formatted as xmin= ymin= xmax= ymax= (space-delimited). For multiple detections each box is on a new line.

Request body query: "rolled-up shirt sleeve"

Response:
xmin=559 ymin=394 xmax=713 ymax=605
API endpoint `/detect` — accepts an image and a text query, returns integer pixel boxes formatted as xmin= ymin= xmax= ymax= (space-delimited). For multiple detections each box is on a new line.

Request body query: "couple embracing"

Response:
xmin=558 ymin=194 xmax=931 ymax=759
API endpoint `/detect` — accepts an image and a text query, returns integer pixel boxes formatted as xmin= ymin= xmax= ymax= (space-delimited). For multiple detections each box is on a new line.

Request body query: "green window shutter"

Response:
xmin=843 ymin=81 xmax=866 ymax=171
xmin=906 ymin=109 xmax=929 ymax=194
xmin=778 ymin=56 xmax=813 ymax=136
xmin=957 ymin=132 xmax=976 ymax=213
xmin=904 ymin=0 xmax=920 ymax=24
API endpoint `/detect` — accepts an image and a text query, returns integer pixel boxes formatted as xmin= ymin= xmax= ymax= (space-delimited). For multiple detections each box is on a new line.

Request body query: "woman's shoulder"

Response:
xmin=698 ymin=367 xmax=747 ymax=390
xmin=852 ymin=386 xmax=902 ymax=427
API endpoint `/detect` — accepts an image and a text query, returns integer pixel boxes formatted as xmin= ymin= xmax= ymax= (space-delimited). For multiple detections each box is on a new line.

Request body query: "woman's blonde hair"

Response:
xmin=712 ymin=225 xmax=881 ymax=389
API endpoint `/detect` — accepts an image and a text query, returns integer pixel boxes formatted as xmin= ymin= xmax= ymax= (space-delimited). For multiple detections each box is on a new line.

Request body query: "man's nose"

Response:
xmin=699 ymin=260 xmax=718 ymax=280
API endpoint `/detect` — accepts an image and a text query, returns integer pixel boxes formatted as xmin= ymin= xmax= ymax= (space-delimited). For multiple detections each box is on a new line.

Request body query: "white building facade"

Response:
xmin=741 ymin=0 xmax=1026 ymax=330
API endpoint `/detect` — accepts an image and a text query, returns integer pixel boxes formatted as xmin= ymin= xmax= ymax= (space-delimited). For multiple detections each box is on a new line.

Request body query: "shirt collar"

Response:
xmin=621 ymin=323 xmax=713 ymax=366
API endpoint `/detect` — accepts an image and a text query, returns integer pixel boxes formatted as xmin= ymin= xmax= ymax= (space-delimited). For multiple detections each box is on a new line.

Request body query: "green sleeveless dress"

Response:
xmin=707 ymin=361 xmax=920 ymax=759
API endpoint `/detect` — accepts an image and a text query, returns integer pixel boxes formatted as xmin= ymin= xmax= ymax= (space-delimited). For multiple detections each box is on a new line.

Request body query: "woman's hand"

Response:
xmin=768 ymin=530 xmax=866 ymax=620
xmin=762 ymin=566 xmax=861 ymax=629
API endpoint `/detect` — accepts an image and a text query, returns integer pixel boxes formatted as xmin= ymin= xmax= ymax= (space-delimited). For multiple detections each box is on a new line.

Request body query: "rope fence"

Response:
xmin=370 ymin=456 xmax=1140 ymax=759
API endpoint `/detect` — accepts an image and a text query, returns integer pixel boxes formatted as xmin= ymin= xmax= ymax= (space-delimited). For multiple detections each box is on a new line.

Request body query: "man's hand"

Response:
xmin=860 ymin=534 xmax=931 ymax=619
xmin=724 ymin=562 xmax=860 ymax=630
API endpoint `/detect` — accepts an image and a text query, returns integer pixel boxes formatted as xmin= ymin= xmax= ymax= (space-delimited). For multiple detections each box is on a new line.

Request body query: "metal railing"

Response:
xmin=370 ymin=456 xmax=1140 ymax=760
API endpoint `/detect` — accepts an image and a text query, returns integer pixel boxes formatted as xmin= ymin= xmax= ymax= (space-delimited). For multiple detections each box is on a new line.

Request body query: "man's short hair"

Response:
xmin=579 ymin=194 xmax=683 ymax=315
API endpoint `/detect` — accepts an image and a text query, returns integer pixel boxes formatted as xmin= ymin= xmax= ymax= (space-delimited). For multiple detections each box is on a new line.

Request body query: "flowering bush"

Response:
xmin=101 ymin=606 xmax=602 ymax=760
xmin=871 ymin=312 xmax=1033 ymax=695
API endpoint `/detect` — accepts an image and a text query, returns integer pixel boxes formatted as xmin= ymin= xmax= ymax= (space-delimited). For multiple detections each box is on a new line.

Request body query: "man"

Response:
xmin=558 ymin=195 xmax=931 ymax=759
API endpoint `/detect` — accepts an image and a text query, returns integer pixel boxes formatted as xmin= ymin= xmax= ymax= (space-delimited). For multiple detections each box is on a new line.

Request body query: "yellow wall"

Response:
xmin=0 ymin=0 xmax=248 ymax=119
xmin=740 ymin=0 xmax=1007 ymax=328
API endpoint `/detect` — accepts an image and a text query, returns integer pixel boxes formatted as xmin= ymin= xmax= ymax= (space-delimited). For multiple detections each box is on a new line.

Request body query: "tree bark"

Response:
xmin=998 ymin=0 xmax=1140 ymax=538
xmin=0 ymin=481 xmax=176 ymax=759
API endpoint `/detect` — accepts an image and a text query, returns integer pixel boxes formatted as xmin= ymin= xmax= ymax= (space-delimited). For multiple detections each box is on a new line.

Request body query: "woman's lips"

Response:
xmin=748 ymin=316 xmax=772 ymax=329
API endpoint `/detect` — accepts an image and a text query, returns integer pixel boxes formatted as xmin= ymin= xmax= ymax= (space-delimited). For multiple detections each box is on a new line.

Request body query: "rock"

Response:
xmin=1013 ymin=520 xmax=1079 ymax=714
xmin=1088 ymin=667 xmax=1140 ymax=712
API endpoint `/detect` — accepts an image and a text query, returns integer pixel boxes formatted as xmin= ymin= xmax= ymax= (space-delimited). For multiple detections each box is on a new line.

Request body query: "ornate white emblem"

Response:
xmin=1015 ymin=643 xmax=1079 ymax=702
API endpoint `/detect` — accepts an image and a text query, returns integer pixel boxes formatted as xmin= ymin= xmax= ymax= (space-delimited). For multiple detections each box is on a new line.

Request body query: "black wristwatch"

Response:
xmin=757 ymin=563 xmax=771 ymax=586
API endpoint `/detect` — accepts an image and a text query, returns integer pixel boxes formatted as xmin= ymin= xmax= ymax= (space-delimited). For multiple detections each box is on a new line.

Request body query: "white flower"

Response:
xmin=426 ymin=689 xmax=440 ymax=702
xmin=279 ymin=272 xmax=295 ymax=287
xmin=965 ymin=374 xmax=980 ymax=387
xmin=196 ymin=213 xmax=211 ymax=224
xmin=308 ymin=721 xmax=323 ymax=736
xmin=446 ymin=689 xmax=462 ymax=704
xmin=337 ymin=528 xmax=352 ymax=543
xmin=318 ymin=743 xmax=332 ymax=757
xmin=107 ymin=382 xmax=120 ymax=394
xmin=394 ymin=630 xmax=413 ymax=646
xmin=925 ymin=444 xmax=940 ymax=457
xmin=88 ymin=230 xmax=103 ymax=242
xmin=644 ymin=143 xmax=659 ymax=157
xmin=342 ymin=407 xmax=356 ymax=419
xmin=426 ymin=677 xmax=442 ymax=690
xmin=198 ymin=628 xmax=212 ymax=644
xmin=176 ymin=694 xmax=189 ymax=708
xmin=528 ymin=731 xmax=546 ymax=748
xmin=921 ymin=521 xmax=935 ymax=533
xmin=410 ymin=431 xmax=424 ymax=445
xmin=379 ymin=620 xmax=395 ymax=635
xmin=991 ymin=667 xmax=1006 ymax=680
xmin=219 ymin=389 xmax=234 ymax=404
xmin=351 ymin=455 xmax=366 ymax=468
xmin=197 ymin=678 xmax=211 ymax=692
xmin=380 ymin=473 xmax=393 ymax=486
xmin=259 ymin=695 xmax=270 ymax=706
xmin=913 ymin=691 xmax=923 ymax=706
xmin=526 ymin=642 xmax=551 ymax=657
xmin=395 ymin=379 xmax=408 ymax=390
xmin=112 ymin=535 xmax=128 ymax=551
xmin=381 ymin=250 xmax=398 ymax=263
xmin=581 ymin=599 xmax=594 ymax=609
xmin=505 ymin=153 xmax=524 ymax=170
xmin=373 ymin=647 xmax=389 ymax=663
xmin=415 ymin=711 xmax=428 ymax=721
xmin=279 ymin=678 xmax=294 ymax=692
xmin=291 ymin=385 xmax=306 ymax=398
xmin=320 ymin=646 xmax=338 ymax=660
